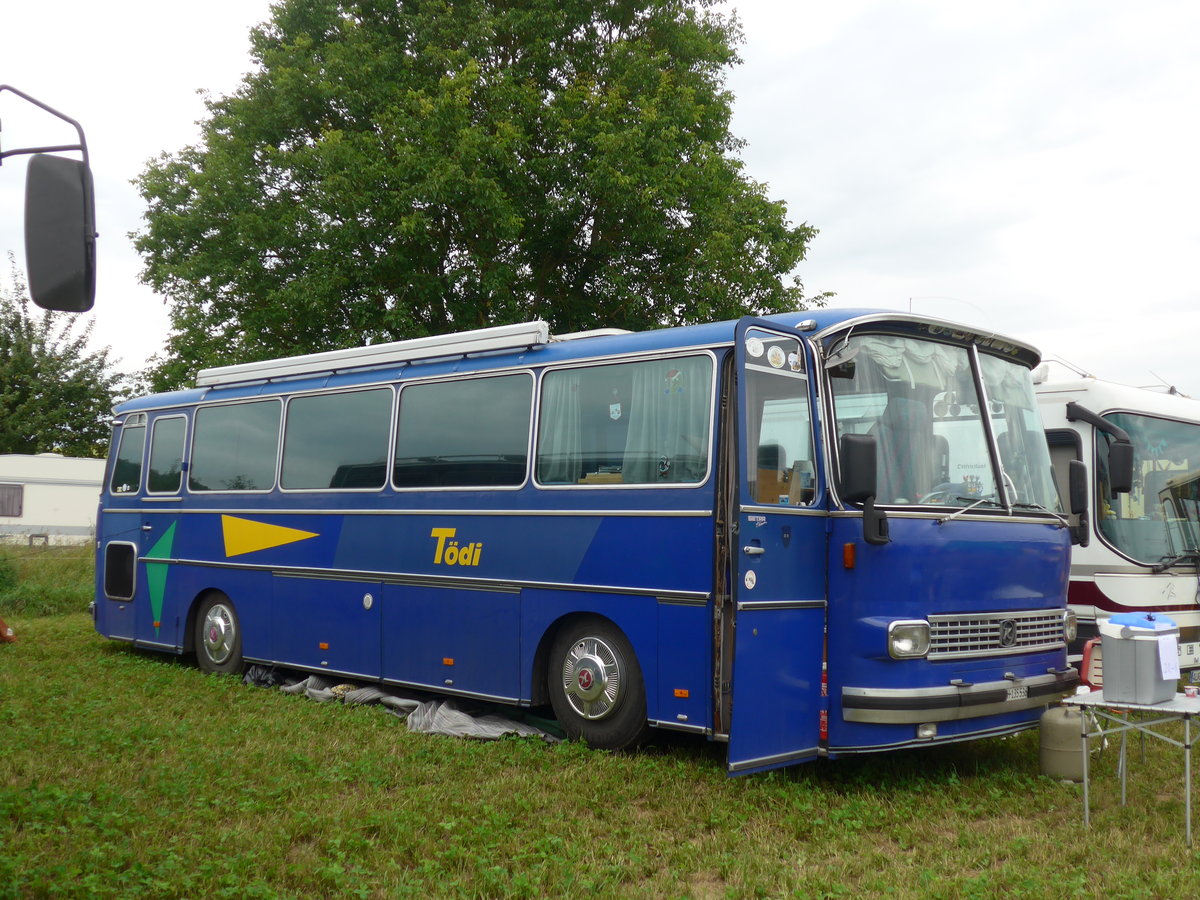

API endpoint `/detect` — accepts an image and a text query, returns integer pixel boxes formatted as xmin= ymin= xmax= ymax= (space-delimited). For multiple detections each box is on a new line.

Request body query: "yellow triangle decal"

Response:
xmin=221 ymin=515 xmax=319 ymax=558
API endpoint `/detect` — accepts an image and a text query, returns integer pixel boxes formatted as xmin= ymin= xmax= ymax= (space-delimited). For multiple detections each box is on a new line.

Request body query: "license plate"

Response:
xmin=1006 ymin=685 xmax=1028 ymax=702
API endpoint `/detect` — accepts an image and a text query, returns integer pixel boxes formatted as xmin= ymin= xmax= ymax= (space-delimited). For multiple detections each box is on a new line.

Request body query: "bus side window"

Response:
xmin=537 ymin=356 xmax=713 ymax=486
xmin=147 ymin=416 xmax=186 ymax=494
xmin=393 ymin=375 xmax=531 ymax=489
xmin=189 ymin=401 xmax=281 ymax=492
xmin=283 ymin=388 xmax=391 ymax=491
xmin=109 ymin=414 xmax=147 ymax=495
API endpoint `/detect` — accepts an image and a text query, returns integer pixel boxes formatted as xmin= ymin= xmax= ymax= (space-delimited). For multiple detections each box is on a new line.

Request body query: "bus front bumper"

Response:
xmin=841 ymin=668 xmax=1079 ymax=724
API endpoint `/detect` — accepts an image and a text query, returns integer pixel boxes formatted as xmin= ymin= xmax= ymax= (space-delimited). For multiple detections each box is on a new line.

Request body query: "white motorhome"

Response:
xmin=1035 ymin=364 xmax=1200 ymax=676
xmin=0 ymin=453 xmax=104 ymax=545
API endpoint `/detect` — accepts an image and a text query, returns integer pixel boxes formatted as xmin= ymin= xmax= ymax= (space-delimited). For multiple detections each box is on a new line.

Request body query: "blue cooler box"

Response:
xmin=1098 ymin=612 xmax=1178 ymax=704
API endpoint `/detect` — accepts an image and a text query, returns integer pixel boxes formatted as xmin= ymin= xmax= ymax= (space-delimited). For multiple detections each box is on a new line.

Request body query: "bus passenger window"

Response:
xmin=109 ymin=413 xmax=147 ymax=494
xmin=147 ymin=416 xmax=186 ymax=494
xmin=537 ymin=356 xmax=713 ymax=486
xmin=189 ymin=401 xmax=281 ymax=492
xmin=282 ymin=388 xmax=391 ymax=491
xmin=393 ymin=374 xmax=532 ymax=488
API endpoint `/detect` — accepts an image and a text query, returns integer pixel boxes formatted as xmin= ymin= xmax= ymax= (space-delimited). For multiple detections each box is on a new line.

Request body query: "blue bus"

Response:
xmin=94 ymin=311 xmax=1082 ymax=774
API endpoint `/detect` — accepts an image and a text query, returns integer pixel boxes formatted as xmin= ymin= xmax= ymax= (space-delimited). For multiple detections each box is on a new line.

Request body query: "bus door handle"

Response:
xmin=743 ymin=543 xmax=765 ymax=557
xmin=141 ymin=524 xmax=153 ymax=532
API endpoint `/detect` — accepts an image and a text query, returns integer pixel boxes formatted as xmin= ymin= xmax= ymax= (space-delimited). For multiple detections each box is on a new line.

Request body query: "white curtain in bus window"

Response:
xmin=977 ymin=353 xmax=1061 ymax=512
xmin=282 ymin=388 xmax=391 ymax=490
xmin=189 ymin=401 xmax=281 ymax=492
xmin=537 ymin=370 xmax=582 ymax=484
xmin=537 ymin=356 xmax=712 ymax=485
xmin=622 ymin=357 xmax=711 ymax=483
xmin=830 ymin=336 xmax=996 ymax=506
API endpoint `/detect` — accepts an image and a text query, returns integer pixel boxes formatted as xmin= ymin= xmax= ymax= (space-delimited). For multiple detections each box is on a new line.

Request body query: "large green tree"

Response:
xmin=0 ymin=261 xmax=124 ymax=457
xmin=136 ymin=0 xmax=823 ymax=389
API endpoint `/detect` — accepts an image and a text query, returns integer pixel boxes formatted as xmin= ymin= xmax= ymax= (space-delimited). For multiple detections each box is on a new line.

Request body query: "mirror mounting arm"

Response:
xmin=0 ymin=84 xmax=90 ymax=164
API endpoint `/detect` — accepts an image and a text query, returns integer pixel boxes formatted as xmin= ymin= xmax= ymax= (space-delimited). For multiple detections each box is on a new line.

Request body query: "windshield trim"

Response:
xmin=969 ymin=343 xmax=1011 ymax=513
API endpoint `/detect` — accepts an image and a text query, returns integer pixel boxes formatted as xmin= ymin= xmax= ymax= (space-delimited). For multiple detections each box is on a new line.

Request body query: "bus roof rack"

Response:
xmin=195 ymin=320 xmax=552 ymax=387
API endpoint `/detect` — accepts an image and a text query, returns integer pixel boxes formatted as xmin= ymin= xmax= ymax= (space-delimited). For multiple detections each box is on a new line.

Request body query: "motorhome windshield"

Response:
xmin=828 ymin=334 xmax=1059 ymax=511
xmin=1097 ymin=412 xmax=1200 ymax=564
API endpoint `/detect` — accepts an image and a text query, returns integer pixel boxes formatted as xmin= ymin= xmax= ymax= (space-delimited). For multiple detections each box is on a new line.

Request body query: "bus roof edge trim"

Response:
xmin=195 ymin=321 xmax=553 ymax=387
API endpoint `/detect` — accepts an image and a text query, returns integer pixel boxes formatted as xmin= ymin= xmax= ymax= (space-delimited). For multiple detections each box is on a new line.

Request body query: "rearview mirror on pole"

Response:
xmin=1 ymin=85 xmax=96 ymax=312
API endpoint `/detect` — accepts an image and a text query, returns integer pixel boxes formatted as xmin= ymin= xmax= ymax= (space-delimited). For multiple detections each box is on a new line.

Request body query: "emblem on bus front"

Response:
xmin=998 ymin=619 xmax=1017 ymax=648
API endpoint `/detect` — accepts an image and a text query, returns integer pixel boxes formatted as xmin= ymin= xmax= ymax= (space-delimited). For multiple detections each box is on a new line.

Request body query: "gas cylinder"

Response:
xmin=1040 ymin=704 xmax=1086 ymax=782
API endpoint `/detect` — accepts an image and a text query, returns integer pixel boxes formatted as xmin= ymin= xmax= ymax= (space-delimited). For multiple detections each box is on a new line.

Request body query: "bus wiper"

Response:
xmin=937 ymin=496 xmax=1002 ymax=525
xmin=1011 ymin=502 xmax=1070 ymax=528
xmin=1152 ymin=550 xmax=1200 ymax=573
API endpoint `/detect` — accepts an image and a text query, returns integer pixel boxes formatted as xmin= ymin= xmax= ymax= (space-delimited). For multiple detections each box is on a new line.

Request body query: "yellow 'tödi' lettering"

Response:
xmin=430 ymin=527 xmax=483 ymax=567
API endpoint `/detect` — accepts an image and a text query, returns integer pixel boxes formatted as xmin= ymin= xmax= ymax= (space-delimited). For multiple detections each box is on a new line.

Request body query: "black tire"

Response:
xmin=548 ymin=617 xmax=648 ymax=750
xmin=194 ymin=593 xmax=244 ymax=675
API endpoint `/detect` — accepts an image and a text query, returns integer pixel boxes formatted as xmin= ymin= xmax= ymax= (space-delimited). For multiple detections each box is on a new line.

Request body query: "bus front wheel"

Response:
xmin=194 ymin=594 xmax=244 ymax=675
xmin=548 ymin=618 xmax=648 ymax=750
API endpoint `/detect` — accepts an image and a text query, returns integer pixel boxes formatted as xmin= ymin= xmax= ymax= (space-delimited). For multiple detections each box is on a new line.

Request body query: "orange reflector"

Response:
xmin=318 ymin=642 xmax=329 ymax=650
xmin=443 ymin=657 xmax=455 ymax=666
xmin=843 ymin=542 xmax=856 ymax=569
xmin=674 ymin=688 xmax=689 ymax=698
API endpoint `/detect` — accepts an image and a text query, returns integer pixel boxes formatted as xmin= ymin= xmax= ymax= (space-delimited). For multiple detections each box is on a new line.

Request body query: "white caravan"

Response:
xmin=1035 ymin=365 xmax=1200 ymax=677
xmin=0 ymin=453 xmax=104 ymax=545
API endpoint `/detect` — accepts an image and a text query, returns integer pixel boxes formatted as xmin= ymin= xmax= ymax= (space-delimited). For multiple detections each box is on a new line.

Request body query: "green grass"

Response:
xmin=0 ymin=545 xmax=93 ymax=617
xmin=4 ymin=562 xmax=1200 ymax=897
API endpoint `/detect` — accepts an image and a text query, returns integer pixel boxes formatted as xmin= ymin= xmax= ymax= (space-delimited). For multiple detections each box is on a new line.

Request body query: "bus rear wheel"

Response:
xmin=548 ymin=618 xmax=647 ymax=750
xmin=194 ymin=594 xmax=244 ymax=675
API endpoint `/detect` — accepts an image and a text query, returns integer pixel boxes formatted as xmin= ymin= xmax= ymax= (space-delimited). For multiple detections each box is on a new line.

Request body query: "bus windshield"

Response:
xmin=828 ymin=334 xmax=1059 ymax=512
xmin=1097 ymin=412 xmax=1200 ymax=564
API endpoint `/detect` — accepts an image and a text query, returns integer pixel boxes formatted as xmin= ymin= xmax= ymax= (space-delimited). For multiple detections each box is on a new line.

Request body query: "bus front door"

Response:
xmin=726 ymin=321 xmax=827 ymax=774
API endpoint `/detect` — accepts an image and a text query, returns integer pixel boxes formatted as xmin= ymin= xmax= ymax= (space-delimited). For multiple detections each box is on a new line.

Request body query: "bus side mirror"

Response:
xmin=1065 ymin=402 xmax=1133 ymax=495
xmin=24 ymin=153 xmax=96 ymax=312
xmin=839 ymin=433 xmax=890 ymax=545
xmin=1107 ymin=441 xmax=1134 ymax=495
xmin=1068 ymin=459 xmax=1090 ymax=547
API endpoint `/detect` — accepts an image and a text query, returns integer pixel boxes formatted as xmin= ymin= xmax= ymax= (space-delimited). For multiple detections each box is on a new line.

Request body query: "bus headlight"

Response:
xmin=1063 ymin=609 xmax=1078 ymax=644
xmin=888 ymin=620 xmax=931 ymax=659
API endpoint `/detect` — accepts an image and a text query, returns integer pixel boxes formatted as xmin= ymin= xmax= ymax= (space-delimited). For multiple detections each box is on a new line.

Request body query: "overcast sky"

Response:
xmin=3 ymin=1 xmax=1198 ymax=392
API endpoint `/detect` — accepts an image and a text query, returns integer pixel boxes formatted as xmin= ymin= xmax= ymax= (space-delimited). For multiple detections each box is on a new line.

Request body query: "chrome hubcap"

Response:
xmin=561 ymin=636 xmax=622 ymax=720
xmin=202 ymin=603 xmax=236 ymax=665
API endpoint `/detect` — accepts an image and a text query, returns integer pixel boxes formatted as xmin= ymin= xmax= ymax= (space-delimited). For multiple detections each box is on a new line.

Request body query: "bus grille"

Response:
xmin=927 ymin=610 xmax=1065 ymax=660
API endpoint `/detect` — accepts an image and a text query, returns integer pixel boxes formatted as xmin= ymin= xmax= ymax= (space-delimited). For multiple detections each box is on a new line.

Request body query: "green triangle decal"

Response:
xmin=145 ymin=522 xmax=176 ymax=634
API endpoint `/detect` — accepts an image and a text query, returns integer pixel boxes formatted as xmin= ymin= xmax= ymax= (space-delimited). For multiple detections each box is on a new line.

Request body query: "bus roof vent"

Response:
xmin=195 ymin=320 xmax=552 ymax=387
